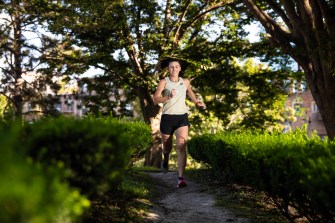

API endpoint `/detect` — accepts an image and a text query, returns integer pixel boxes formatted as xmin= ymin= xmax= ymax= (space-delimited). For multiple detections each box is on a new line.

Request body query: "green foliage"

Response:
xmin=22 ymin=116 xmax=152 ymax=198
xmin=78 ymin=77 xmax=136 ymax=118
xmin=188 ymin=130 xmax=335 ymax=222
xmin=0 ymin=95 xmax=15 ymax=124
xmin=0 ymin=95 xmax=7 ymax=118
xmin=0 ymin=117 xmax=151 ymax=222
xmin=82 ymin=169 xmax=153 ymax=223
xmin=0 ymin=122 xmax=89 ymax=223
xmin=96 ymin=117 xmax=153 ymax=167
xmin=191 ymin=56 xmax=292 ymax=131
xmin=0 ymin=0 xmax=89 ymax=119
xmin=45 ymin=0 xmax=267 ymax=120
xmin=22 ymin=117 xmax=130 ymax=198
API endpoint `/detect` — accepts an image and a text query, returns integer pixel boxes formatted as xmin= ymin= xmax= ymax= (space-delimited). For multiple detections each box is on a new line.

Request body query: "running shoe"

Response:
xmin=161 ymin=162 xmax=168 ymax=173
xmin=177 ymin=179 xmax=187 ymax=188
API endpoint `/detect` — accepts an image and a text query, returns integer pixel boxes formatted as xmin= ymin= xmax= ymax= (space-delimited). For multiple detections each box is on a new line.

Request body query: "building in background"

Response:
xmin=22 ymin=75 xmax=87 ymax=122
xmin=21 ymin=74 xmax=135 ymax=122
xmin=284 ymin=81 xmax=327 ymax=138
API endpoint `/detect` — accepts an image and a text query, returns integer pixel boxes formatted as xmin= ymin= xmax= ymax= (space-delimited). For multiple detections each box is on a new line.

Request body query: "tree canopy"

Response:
xmin=0 ymin=0 xmax=301 ymax=166
xmin=0 ymin=0 xmax=87 ymax=119
xmin=241 ymin=0 xmax=335 ymax=138
xmin=44 ymin=0 xmax=293 ymax=126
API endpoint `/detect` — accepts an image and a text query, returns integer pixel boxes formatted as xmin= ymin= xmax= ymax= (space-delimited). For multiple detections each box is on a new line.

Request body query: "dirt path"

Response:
xmin=144 ymin=171 xmax=250 ymax=223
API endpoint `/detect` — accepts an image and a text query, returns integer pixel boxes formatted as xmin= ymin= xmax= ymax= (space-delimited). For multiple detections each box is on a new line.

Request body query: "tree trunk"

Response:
xmin=144 ymin=114 xmax=163 ymax=168
xmin=242 ymin=0 xmax=335 ymax=138
xmin=302 ymin=64 xmax=335 ymax=139
xmin=13 ymin=8 xmax=23 ymax=120
xmin=137 ymin=87 xmax=163 ymax=168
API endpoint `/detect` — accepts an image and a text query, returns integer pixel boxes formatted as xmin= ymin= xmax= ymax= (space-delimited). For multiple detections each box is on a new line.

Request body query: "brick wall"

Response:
xmin=285 ymin=91 xmax=327 ymax=137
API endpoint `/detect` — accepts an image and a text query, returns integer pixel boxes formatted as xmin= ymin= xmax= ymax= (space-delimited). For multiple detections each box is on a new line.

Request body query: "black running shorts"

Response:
xmin=160 ymin=113 xmax=190 ymax=135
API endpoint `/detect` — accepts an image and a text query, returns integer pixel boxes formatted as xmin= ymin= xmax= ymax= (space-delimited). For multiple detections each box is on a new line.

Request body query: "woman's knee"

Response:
xmin=177 ymin=140 xmax=187 ymax=152
xmin=162 ymin=137 xmax=173 ymax=152
xmin=163 ymin=141 xmax=172 ymax=150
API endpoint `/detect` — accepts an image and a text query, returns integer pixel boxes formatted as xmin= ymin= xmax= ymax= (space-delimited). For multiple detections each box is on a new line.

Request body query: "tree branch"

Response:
xmin=243 ymin=0 xmax=309 ymax=66
xmin=171 ymin=0 xmax=193 ymax=46
xmin=280 ymin=0 xmax=305 ymax=33
xmin=176 ymin=1 xmax=230 ymax=44
xmin=244 ymin=1 xmax=291 ymax=42
xmin=163 ymin=0 xmax=171 ymax=39
xmin=266 ymin=0 xmax=292 ymax=30
xmin=296 ymin=0 xmax=314 ymax=30
xmin=120 ymin=17 xmax=144 ymax=82
xmin=94 ymin=62 xmax=138 ymax=90
xmin=315 ymin=0 xmax=335 ymax=33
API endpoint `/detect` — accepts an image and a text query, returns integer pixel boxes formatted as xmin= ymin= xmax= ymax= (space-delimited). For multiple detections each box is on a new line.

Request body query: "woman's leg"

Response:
xmin=161 ymin=133 xmax=173 ymax=172
xmin=174 ymin=125 xmax=189 ymax=178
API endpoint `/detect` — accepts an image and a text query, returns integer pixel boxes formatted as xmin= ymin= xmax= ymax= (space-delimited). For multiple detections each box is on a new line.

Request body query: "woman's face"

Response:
xmin=168 ymin=61 xmax=181 ymax=76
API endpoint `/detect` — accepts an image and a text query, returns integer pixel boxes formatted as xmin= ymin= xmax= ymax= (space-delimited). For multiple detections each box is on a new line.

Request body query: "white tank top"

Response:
xmin=162 ymin=77 xmax=188 ymax=115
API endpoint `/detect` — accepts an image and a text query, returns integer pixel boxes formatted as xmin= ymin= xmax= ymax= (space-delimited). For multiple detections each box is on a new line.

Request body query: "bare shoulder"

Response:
xmin=158 ymin=78 xmax=167 ymax=85
xmin=182 ymin=78 xmax=191 ymax=86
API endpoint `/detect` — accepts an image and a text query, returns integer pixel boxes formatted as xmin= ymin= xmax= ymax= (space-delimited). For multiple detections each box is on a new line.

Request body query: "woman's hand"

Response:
xmin=170 ymin=89 xmax=177 ymax=98
xmin=195 ymin=101 xmax=206 ymax=110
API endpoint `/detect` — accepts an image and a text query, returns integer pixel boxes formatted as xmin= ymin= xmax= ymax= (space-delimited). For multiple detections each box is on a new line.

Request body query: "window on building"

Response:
xmin=292 ymin=97 xmax=303 ymax=111
xmin=54 ymin=103 xmax=61 ymax=112
xmin=293 ymin=102 xmax=302 ymax=112
xmin=67 ymin=103 xmax=73 ymax=112
xmin=292 ymin=97 xmax=304 ymax=116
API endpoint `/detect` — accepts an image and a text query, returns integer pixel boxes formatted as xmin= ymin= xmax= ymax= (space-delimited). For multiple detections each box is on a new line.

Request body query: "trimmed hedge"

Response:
xmin=22 ymin=117 xmax=152 ymax=198
xmin=0 ymin=117 xmax=152 ymax=222
xmin=188 ymin=130 xmax=335 ymax=222
xmin=0 ymin=122 xmax=89 ymax=223
xmin=99 ymin=117 xmax=152 ymax=167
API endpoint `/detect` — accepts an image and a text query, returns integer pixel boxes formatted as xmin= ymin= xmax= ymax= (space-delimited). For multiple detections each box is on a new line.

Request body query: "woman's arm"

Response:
xmin=153 ymin=79 xmax=170 ymax=104
xmin=185 ymin=79 xmax=206 ymax=109
xmin=184 ymin=79 xmax=197 ymax=103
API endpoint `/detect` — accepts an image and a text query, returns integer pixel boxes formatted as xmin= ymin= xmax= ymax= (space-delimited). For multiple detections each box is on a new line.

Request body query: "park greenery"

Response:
xmin=0 ymin=0 xmax=298 ymax=167
xmin=0 ymin=117 xmax=152 ymax=222
xmin=242 ymin=0 xmax=335 ymax=139
xmin=188 ymin=129 xmax=335 ymax=222
xmin=2 ymin=116 xmax=334 ymax=222
xmin=1 ymin=0 xmax=335 ymax=222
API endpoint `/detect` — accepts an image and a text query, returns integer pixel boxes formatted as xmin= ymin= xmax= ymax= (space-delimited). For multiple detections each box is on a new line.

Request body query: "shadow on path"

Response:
xmin=144 ymin=171 xmax=250 ymax=223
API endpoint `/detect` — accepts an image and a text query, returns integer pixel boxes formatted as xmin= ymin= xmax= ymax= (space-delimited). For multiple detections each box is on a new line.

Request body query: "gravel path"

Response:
xmin=144 ymin=171 xmax=250 ymax=223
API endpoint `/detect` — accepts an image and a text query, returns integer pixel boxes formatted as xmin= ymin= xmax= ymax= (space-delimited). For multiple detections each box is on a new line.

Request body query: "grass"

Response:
xmin=87 ymin=148 xmax=292 ymax=223
xmin=134 ymin=153 xmax=290 ymax=222
xmin=80 ymin=169 xmax=155 ymax=223
xmin=186 ymin=168 xmax=291 ymax=223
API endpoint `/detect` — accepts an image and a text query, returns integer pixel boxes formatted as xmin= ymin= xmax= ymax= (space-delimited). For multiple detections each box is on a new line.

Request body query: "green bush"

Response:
xmin=188 ymin=134 xmax=239 ymax=180
xmin=22 ymin=117 xmax=152 ymax=198
xmin=188 ymin=129 xmax=335 ymax=222
xmin=22 ymin=117 xmax=133 ymax=198
xmin=0 ymin=122 xmax=89 ymax=223
xmin=100 ymin=117 xmax=152 ymax=167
